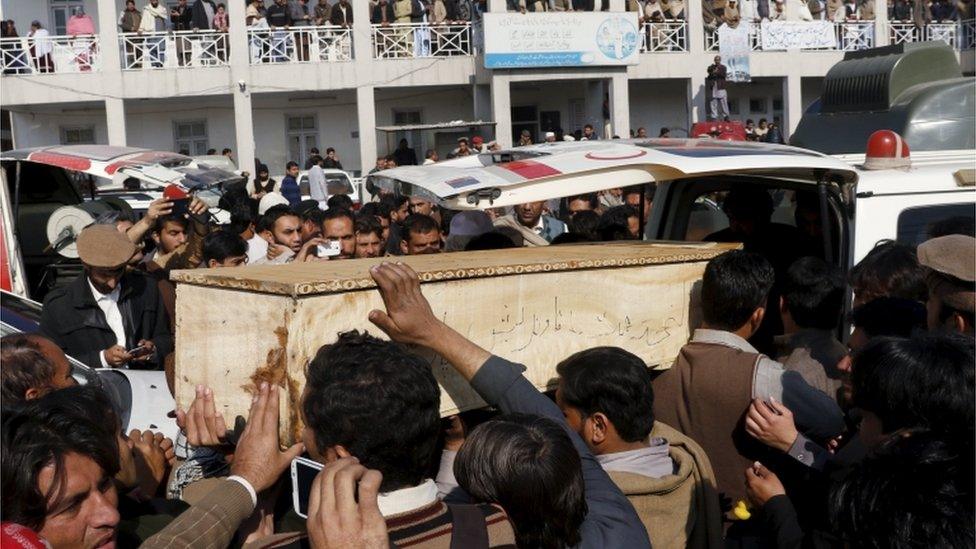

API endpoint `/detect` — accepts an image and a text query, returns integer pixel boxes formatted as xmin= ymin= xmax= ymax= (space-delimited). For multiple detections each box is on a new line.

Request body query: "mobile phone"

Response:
xmin=291 ymin=456 xmax=323 ymax=519
xmin=126 ymin=344 xmax=152 ymax=358
xmin=170 ymin=197 xmax=190 ymax=218
xmin=316 ymin=240 xmax=341 ymax=258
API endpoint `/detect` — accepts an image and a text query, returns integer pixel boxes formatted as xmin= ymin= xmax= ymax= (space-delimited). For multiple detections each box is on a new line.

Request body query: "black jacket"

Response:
xmin=39 ymin=271 xmax=172 ymax=370
xmin=191 ymin=0 xmax=216 ymax=29
xmin=171 ymin=5 xmax=193 ymax=30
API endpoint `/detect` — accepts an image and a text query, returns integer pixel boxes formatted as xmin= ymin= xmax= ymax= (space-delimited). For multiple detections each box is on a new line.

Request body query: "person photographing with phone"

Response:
xmin=40 ymin=224 xmax=172 ymax=370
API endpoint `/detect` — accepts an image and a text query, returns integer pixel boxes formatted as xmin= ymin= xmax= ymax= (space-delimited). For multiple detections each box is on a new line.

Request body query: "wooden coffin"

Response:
xmin=171 ymin=241 xmax=737 ymax=444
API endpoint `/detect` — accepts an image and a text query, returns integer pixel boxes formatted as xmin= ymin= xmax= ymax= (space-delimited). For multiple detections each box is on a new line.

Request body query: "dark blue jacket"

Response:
xmin=469 ymin=356 xmax=652 ymax=549
xmin=280 ymin=175 xmax=301 ymax=206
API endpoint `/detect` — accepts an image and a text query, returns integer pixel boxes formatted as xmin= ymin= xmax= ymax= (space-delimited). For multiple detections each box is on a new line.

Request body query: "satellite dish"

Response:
xmin=45 ymin=203 xmax=115 ymax=258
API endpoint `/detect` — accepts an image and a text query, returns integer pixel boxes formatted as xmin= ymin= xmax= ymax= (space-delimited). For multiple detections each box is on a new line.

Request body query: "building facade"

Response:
xmin=1 ymin=0 xmax=972 ymax=176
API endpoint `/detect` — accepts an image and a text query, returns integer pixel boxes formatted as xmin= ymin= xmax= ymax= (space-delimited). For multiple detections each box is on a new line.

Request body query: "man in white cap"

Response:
xmin=545 ymin=131 xmax=557 ymax=143
xmin=40 ymin=225 xmax=172 ymax=370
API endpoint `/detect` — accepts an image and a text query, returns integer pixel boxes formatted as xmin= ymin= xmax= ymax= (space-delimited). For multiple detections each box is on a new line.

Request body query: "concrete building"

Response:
xmin=1 ymin=0 xmax=972 ymax=175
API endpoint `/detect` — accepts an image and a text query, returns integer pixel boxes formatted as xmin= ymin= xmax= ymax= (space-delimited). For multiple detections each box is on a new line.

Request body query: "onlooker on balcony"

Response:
xmin=827 ymin=0 xmax=845 ymax=19
xmin=139 ymin=0 xmax=168 ymax=68
xmin=314 ymin=0 xmax=333 ymax=24
xmin=289 ymin=0 xmax=313 ymax=60
xmin=246 ymin=0 xmax=268 ymax=24
xmin=372 ymin=0 xmax=396 ymax=23
xmin=267 ymin=0 xmax=293 ymax=26
xmin=330 ymin=0 xmax=354 ymax=27
xmin=67 ymin=6 xmax=97 ymax=73
xmin=213 ymin=4 xmax=229 ymax=31
xmin=930 ymin=0 xmax=957 ymax=21
xmin=889 ymin=0 xmax=912 ymax=19
xmin=858 ymin=0 xmax=876 ymax=19
xmin=431 ymin=0 xmax=449 ymax=23
xmin=553 ymin=0 xmax=575 ymax=10
xmin=808 ymin=0 xmax=826 ymax=18
xmin=191 ymin=0 xmax=218 ymax=29
xmin=172 ymin=0 xmax=193 ymax=30
xmin=1 ymin=20 xmax=29 ymax=75
xmin=28 ymin=21 xmax=53 ymax=73
xmin=119 ymin=1 xmax=143 ymax=33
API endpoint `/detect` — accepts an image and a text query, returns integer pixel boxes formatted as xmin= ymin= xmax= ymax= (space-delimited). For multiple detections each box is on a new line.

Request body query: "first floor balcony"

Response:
xmin=1 ymin=34 xmax=100 ymax=75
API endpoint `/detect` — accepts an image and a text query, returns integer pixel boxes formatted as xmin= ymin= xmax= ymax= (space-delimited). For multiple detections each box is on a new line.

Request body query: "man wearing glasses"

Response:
xmin=40 ymin=225 xmax=172 ymax=370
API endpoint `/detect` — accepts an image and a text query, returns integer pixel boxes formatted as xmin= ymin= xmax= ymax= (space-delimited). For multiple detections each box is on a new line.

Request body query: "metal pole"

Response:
xmin=817 ymin=180 xmax=834 ymax=264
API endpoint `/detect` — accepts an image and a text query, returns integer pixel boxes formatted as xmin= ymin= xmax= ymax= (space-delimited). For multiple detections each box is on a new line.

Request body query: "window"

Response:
xmin=511 ymin=105 xmax=538 ymax=143
xmin=772 ymin=97 xmax=783 ymax=112
xmin=896 ymin=204 xmax=976 ymax=247
xmin=749 ymin=98 xmax=767 ymax=114
xmin=49 ymin=0 xmax=85 ymax=35
xmin=286 ymin=114 xmax=318 ymax=168
xmin=174 ymin=120 xmax=209 ymax=155
xmin=728 ymin=98 xmax=740 ymax=116
xmin=60 ymin=125 xmax=95 ymax=145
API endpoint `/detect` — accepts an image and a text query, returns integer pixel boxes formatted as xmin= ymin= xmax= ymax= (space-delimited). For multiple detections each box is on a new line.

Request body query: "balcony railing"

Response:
xmin=1 ymin=34 xmax=100 ymax=75
xmin=372 ymin=23 xmax=472 ymax=59
xmin=119 ymin=31 xmax=229 ymax=70
xmin=639 ymin=21 xmax=688 ymax=52
xmin=247 ymin=25 xmax=352 ymax=65
xmin=705 ymin=21 xmax=876 ymax=51
xmin=889 ymin=19 xmax=974 ymax=49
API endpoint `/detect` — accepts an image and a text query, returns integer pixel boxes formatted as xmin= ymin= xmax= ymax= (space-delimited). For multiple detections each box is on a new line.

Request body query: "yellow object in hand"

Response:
xmin=733 ymin=500 xmax=752 ymax=520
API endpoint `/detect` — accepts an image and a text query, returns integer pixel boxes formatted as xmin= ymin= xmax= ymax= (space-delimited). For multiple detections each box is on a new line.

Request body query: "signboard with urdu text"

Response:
xmin=483 ymin=12 xmax=642 ymax=69
xmin=760 ymin=20 xmax=836 ymax=50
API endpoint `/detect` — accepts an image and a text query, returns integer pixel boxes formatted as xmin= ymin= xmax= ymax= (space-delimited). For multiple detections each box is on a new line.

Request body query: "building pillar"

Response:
xmin=105 ymin=98 xmax=127 ymax=146
xmin=686 ymin=0 xmax=706 ymax=54
xmin=609 ymin=72 xmax=630 ymax=138
xmin=688 ymin=74 xmax=708 ymax=129
xmin=352 ymin=0 xmax=375 ymax=63
xmin=95 ymin=0 xmax=123 ymax=73
xmin=783 ymin=74 xmax=803 ymax=140
xmin=490 ymin=74 xmax=513 ymax=148
xmin=357 ymin=86 xmax=378 ymax=176
xmin=227 ymin=0 xmax=255 ymax=174
xmin=874 ymin=0 xmax=890 ymax=46
xmin=584 ymin=80 xmax=605 ymax=137
xmin=473 ymin=83 xmax=492 ymax=123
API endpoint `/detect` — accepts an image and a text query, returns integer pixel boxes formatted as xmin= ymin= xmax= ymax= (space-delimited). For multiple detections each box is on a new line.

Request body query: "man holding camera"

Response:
xmin=40 ymin=225 xmax=172 ymax=370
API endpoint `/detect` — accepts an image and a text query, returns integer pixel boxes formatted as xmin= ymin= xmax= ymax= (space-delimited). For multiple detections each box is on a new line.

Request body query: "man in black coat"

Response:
xmin=40 ymin=225 xmax=172 ymax=370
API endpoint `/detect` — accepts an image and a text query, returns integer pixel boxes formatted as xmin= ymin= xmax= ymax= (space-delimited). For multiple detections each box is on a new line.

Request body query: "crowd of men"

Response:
xmin=1 ymin=158 xmax=974 ymax=549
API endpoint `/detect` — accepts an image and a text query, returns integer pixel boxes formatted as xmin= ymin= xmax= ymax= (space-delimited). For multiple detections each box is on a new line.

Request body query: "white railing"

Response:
xmin=889 ymin=20 xmax=973 ymax=49
xmin=640 ymin=20 xmax=688 ymax=52
xmin=0 ymin=34 xmax=100 ymax=74
xmin=835 ymin=21 xmax=875 ymax=50
xmin=372 ymin=23 xmax=472 ymax=59
xmin=704 ymin=21 xmax=873 ymax=51
xmin=247 ymin=25 xmax=352 ymax=65
xmin=119 ymin=30 xmax=228 ymax=70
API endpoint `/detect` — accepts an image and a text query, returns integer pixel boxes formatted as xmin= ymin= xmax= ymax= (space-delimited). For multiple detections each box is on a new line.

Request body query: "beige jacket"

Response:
xmin=607 ymin=422 xmax=724 ymax=549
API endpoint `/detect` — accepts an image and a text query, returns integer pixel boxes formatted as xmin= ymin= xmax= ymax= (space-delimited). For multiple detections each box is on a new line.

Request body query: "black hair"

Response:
xmin=1 ymin=386 xmax=121 ymax=530
xmin=201 ymin=231 xmax=248 ymax=265
xmin=379 ymin=195 xmax=409 ymax=216
xmin=455 ymin=414 xmax=587 ymax=549
xmin=286 ymin=161 xmax=299 ymax=170
xmin=850 ymin=297 xmax=927 ymax=338
xmin=849 ymin=240 xmax=928 ymax=304
xmin=598 ymin=205 xmax=638 ymax=241
xmin=568 ymin=210 xmax=600 ymax=240
xmin=851 ymin=333 xmax=974 ymax=437
xmin=829 ymin=430 xmax=974 ymax=549
xmin=556 ymin=347 xmax=654 ymax=442
xmin=152 ymin=213 xmax=189 ymax=234
xmin=257 ymin=205 xmax=298 ymax=234
xmin=0 ymin=334 xmax=57 ymax=407
xmin=326 ymin=147 xmax=335 ymax=154
xmin=321 ymin=207 xmax=354 ymax=227
xmin=221 ymin=148 xmax=232 ymax=154
xmin=301 ymin=207 xmax=326 ymax=226
xmin=622 ymin=183 xmax=656 ymax=203
xmin=465 ymin=232 xmax=518 ymax=251
xmin=303 ymin=331 xmax=440 ymax=492
xmin=226 ymin=203 xmax=255 ymax=236
xmin=354 ymin=216 xmax=383 ymax=240
xmin=402 ymin=214 xmax=440 ymax=238
xmin=358 ymin=202 xmax=391 ymax=221
xmin=326 ymin=194 xmax=354 ymax=213
xmin=701 ymin=250 xmax=775 ymax=331
xmin=783 ymin=257 xmax=845 ymax=330
xmin=721 ymin=188 xmax=773 ymax=224
xmin=550 ymin=233 xmax=591 ymax=245
xmin=563 ymin=193 xmax=599 ymax=210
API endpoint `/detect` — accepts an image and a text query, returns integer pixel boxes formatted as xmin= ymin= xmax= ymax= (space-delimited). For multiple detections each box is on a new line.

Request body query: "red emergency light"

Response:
xmin=864 ymin=130 xmax=911 ymax=170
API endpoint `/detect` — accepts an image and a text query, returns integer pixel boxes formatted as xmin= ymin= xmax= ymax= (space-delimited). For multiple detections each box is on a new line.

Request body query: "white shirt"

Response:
xmin=307 ymin=165 xmax=327 ymax=203
xmin=377 ymin=478 xmax=439 ymax=517
xmin=247 ymin=234 xmax=269 ymax=264
xmin=88 ymin=278 xmax=126 ymax=368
